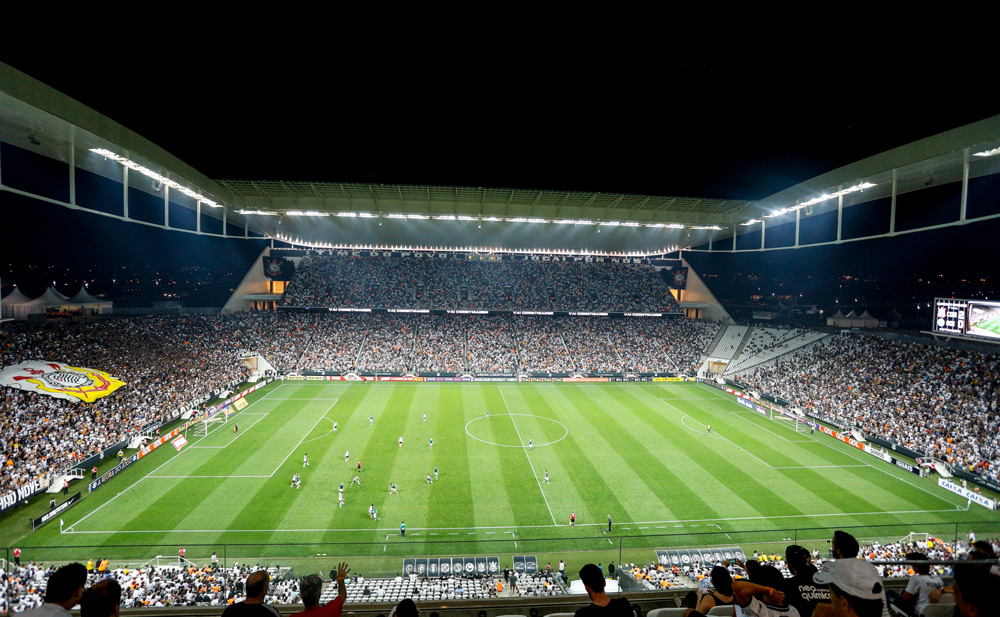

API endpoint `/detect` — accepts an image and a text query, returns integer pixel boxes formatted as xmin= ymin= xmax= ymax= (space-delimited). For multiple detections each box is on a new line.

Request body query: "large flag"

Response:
xmin=0 ymin=361 xmax=125 ymax=403
xmin=668 ymin=266 xmax=688 ymax=289
xmin=262 ymin=256 xmax=295 ymax=280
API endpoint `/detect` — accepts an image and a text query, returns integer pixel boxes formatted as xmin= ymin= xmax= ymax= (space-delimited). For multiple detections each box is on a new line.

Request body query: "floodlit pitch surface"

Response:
xmin=20 ymin=382 xmax=998 ymax=564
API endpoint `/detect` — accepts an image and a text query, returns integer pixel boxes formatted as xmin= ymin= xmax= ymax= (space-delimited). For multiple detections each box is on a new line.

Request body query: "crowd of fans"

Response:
xmin=740 ymin=334 xmax=1000 ymax=481
xmin=0 ymin=316 xmax=251 ymax=498
xmin=1 ymin=562 xmax=296 ymax=612
xmin=279 ymin=254 xmax=682 ymax=313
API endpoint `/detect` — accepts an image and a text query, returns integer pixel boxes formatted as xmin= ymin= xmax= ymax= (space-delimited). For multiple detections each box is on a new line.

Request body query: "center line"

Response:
xmin=499 ymin=387 xmax=557 ymax=526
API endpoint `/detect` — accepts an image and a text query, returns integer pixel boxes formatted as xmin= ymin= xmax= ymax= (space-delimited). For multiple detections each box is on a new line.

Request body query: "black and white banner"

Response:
xmin=32 ymin=492 xmax=81 ymax=529
xmin=403 ymin=556 xmax=501 ymax=576
xmin=656 ymin=546 xmax=745 ymax=568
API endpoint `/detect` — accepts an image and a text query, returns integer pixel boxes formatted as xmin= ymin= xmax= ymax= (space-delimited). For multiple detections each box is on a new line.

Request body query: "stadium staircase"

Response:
xmin=46 ymin=468 xmax=83 ymax=493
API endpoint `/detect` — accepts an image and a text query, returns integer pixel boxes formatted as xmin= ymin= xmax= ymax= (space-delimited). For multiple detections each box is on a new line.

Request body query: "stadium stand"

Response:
xmin=739 ymin=334 xmax=1000 ymax=481
xmin=278 ymin=254 xmax=682 ymax=314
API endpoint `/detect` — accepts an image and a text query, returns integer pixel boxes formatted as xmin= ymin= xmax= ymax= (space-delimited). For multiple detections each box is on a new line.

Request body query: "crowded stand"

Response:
xmin=739 ymin=334 xmax=1000 ymax=481
xmin=296 ymin=313 xmax=370 ymax=372
xmin=409 ymin=315 xmax=465 ymax=373
xmin=512 ymin=316 xmax=574 ymax=373
xmin=354 ymin=315 xmax=416 ymax=373
xmin=465 ymin=315 xmax=520 ymax=374
xmin=0 ymin=316 xmax=250 ymax=497
xmin=610 ymin=318 xmax=720 ymax=375
xmin=560 ymin=317 xmax=624 ymax=373
xmin=1 ymin=562 xmax=297 ymax=611
xmin=278 ymin=254 xmax=682 ymax=313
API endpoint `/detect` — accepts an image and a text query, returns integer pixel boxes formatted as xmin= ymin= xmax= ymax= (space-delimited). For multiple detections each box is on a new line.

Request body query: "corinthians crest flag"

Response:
xmin=262 ymin=256 xmax=295 ymax=280
xmin=0 ymin=362 xmax=125 ymax=403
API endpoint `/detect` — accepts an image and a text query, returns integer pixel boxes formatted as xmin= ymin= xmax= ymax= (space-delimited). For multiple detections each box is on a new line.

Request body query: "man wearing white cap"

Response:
xmin=811 ymin=559 xmax=884 ymax=617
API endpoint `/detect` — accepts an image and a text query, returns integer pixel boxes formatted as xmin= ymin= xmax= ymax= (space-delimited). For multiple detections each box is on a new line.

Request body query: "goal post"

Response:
xmin=191 ymin=405 xmax=233 ymax=437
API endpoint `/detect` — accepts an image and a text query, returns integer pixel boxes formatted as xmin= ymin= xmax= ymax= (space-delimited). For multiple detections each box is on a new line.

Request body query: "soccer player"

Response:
xmin=707 ymin=424 xmax=711 ymax=435
xmin=544 ymin=470 xmax=549 ymax=484
xmin=570 ymin=511 xmax=575 ymax=526
xmin=429 ymin=437 xmax=433 ymax=449
xmin=291 ymin=473 xmax=301 ymax=489
xmin=486 ymin=409 xmax=489 ymax=419
xmin=528 ymin=439 xmax=533 ymax=451
xmin=400 ymin=521 xmax=406 ymax=538
xmin=369 ymin=504 xmax=375 ymax=519
xmin=351 ymin=475 xmax=361 ymax=485
xmin=333 ymin=421 xmax=338 ymax=431
xmin=234 ymin=423 xmax=239 ymax=435
xmin=390 ymin=483 xmax=398 ymax=494
xmin=399 ymin=436 xmax=403 ymax=447
xmin=370 ymin=415 xmax=373 ymax=426
xmin=303 ymin=453 xmax=309 ymax=467
xmin=608 ymin=514 xmax=613 ymax=532
xmin=339 ymin=494 xmax=344 ymax=508
xmin=357 ymin=461 xmax=362 ymax=473
xmin=434 ymin=466 xmax=438 ymax=480
xmin=423 ymin=413 xmax=426 ymax=422
xmin=427 ymin=474 xmax=433 ymax=484
xmin=340 ymin=481 xmax=345 ymax=492
xmin=345 ymin=450 xmax=349 ymax=462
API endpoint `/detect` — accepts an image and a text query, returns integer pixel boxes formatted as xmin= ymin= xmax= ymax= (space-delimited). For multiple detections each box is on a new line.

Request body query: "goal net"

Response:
xmin=772 ymin=409 xmax=811 ymax=433
xmin=192 ymin=407 xmax=231 ymax=437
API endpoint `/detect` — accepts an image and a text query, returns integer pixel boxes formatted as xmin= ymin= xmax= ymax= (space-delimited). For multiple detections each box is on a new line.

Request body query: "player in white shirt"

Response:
xmin=345 ymin=450 xmax=349 ymax=462
xmin=303 ymin=453 xmax=309 ymax=467
xmin=399 ymin=436 xmax=403 ymax=447
xmin=423 ymin=413 xmax=426 ymax=422
xmin=291 ymin=473 xmax=301 ymax=489
xmin=427 ymin=473 xmax=433 ymax=484
xmin=333 ymin=421 xmax=338 ymax=431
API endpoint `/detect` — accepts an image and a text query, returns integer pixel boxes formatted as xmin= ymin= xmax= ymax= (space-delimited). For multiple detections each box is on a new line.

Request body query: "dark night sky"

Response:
xmin=2 ymin=30 xmax=1000 ymax=313
xmin=5 ymin=41 xmax=998 ymax=201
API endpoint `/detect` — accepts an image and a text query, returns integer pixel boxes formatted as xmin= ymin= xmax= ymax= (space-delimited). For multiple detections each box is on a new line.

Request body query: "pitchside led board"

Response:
xmin=933 ymin=298 xmax=1000 ymax=341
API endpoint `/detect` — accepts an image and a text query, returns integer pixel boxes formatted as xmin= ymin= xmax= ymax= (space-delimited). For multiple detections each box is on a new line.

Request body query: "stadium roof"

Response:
xmin=2 ymin=60 xmax=1000 ymax=255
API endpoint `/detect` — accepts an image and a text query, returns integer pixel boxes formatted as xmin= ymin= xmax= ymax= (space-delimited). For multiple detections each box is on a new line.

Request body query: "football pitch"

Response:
xmin=14 ymin=381 xmax=998 ymax=573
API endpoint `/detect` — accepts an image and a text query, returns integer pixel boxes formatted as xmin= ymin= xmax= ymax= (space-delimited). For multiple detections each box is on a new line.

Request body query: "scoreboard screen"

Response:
xmin=933 ymin=298 xmax=1000 ymax=341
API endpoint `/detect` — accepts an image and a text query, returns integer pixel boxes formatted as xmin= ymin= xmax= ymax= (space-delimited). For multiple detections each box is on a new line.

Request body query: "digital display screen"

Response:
xmin=933 ymin=298 xmax=1000 ymax=341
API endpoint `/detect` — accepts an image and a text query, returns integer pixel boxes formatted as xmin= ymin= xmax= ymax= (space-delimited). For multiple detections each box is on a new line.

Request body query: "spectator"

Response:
xmin=575 ymin=563 xmax=632 ymax=617
xmin=812 ymin=559 xmax=884 ymax=617
xmin=21 ymin=562 xmax=88 ymax=617
xmin=222 ymin=570 xmax=280 ymax=617
xmin=80 ymin=579 xmax=121 ymax=617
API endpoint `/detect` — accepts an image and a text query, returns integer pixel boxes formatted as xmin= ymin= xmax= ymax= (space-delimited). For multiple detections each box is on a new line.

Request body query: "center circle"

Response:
xmin=464 ymin=413 xmax=569 ymax=448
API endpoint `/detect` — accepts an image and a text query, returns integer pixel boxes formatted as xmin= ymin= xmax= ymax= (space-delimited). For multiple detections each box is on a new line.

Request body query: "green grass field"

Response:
xmin=7 ymin=382 xmax=998 ymax=575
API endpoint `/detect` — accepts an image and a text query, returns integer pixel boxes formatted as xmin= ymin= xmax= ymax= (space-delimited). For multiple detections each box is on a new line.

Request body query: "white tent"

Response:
xmin=68 ymin=286 xmax=113 ymax=314
xmin=11 ymin=287 xmax=74 ymax=320
xmin=826 ymin=309 xmax=846 ymax=327
xmin=1 ymin=287 xmax=32 ymax=319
